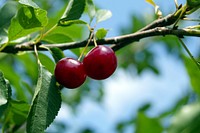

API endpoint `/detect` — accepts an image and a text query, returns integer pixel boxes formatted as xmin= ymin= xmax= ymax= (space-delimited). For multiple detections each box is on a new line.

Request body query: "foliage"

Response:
xmin=0 ymin=0 xmax=200 ymax=132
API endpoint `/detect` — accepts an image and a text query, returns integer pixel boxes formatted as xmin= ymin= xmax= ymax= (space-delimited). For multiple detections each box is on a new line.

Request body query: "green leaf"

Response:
xmin=2 ymin=100 xmax=30 ymax=132
xmin=0 ymin=36 xmax=8 ymax=47
xmin=86 ymin=0 xmax=96 ymax=22
xmin=58 ymin=0 xmax=86 ymax=25
xmin=168 ymin=103 xmax=200 ymax=133
xmin=9 ymin=100 xmax=30 ymax=125
xmin=183 ymin=56 xmax=200 ymax=95
xmin=0 ymin=1 xmax=17 ymax=34
xmin=58 ymin=19 xmax=87 ymax=27
xmin=27 ymin=65 xmax=61 ymax=133
xmin=0 ymin=58 xmax=27 ymax=101
xmin=38 ymin=53 xmax=55 ymax=74
xmin=42 ymin=33 xmax=73 ymax=43
xmin=136 ymin=112 xmax=163 ymax=133
xmin=0 ymin=71 xmax=11 ymax=117
xmin=48 ymin=25 xmax=85 ymax=40
xmin=0 ymin=71 xmax=11 ymax=106
xmin=19 ymin=0 xmax=39 ymax=8
xmin=8 ymin=5 xmax=48 ymax=41
xmin=187 ymin=0 xmax=200 ymax=7
xmin=138 ymin=103 xmax=151 ymax=112
xmin=95 ymin=28 xmax=108 ymax=39
xmin=70 ymin=48 xmax=82 ymax=58
xmin=49 ymin=48 xmax=65 ymax=63
xmin=0 ymin=104 xmax=8 ymax=118
xmin=96 ymin=9 xmax=112 ymax=23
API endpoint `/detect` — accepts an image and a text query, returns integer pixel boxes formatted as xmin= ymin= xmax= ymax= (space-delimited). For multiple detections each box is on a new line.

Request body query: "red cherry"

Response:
xmin=54 ymin=58 xmax=86 ymax=89
xmin=83 ymin=45 xmax=117 ymax=80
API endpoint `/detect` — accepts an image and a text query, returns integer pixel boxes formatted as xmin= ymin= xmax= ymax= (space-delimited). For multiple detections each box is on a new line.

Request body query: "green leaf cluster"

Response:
xmin=8 ymin=0 xmax=48 ymax=41
xmin=0 ymin=0 xmax=113 ymax=131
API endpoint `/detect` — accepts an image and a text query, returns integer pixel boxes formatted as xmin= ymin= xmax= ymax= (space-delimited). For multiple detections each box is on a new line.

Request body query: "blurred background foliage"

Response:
xmin=0 ymin=0 xmax=200 ymax=133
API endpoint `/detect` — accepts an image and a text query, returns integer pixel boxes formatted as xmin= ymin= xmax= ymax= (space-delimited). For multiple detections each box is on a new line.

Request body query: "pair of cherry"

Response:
xmin=54 ymin=45 xmax=117 ymax=89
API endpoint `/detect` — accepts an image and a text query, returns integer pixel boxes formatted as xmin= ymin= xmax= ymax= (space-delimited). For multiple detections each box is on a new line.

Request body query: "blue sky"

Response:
xmin=46 ymin=0 xmax=194 ymax=133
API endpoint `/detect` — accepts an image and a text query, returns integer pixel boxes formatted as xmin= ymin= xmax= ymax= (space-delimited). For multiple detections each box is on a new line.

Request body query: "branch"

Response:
xmin=111 ymin=27 xmax=200 ymax=51
xmin=138 ymin=13 xmax=178 ymax=32
xmin=1 ymin=5 xmax=199 ymax=54
xmin=2 ymin=27 xmax=200 ymax=53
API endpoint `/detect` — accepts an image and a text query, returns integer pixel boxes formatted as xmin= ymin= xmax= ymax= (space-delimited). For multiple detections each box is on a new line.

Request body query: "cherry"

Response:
xmin=54 ymin=58 xmax=86 ymax=89
xmin=83 ymin=45 xmax=117 ymax=80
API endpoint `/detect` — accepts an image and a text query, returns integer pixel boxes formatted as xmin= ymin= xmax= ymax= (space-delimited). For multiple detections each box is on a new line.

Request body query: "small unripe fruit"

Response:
xmin=54 ymin=58 xmax=86 ymax=89
xmin=83 ymin=45 xmax=117 ymax=80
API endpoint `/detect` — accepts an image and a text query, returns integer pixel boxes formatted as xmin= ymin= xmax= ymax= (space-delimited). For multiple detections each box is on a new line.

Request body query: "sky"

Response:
xmin=47 ymin=0 xmax=194 ymax=133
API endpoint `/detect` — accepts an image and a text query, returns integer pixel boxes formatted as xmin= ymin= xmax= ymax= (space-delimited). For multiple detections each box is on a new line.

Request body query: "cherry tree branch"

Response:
xmin=2 ymin=27 xmax=200 ymax=54
xmin=1 ymin=6 xmax=200 ymax=54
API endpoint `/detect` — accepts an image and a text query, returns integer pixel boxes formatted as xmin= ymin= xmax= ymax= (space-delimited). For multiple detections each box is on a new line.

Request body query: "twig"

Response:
xmin=178 ymin=38 xmax=200 ymax=70
xmin=138 ymin=13 xmax=180 ymax=32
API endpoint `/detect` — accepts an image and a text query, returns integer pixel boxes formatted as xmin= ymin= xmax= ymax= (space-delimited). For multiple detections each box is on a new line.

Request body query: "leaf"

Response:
xmin=0 ymin=71 xmax=11 ymax=106
xmin=58 ymin=0 xmax=86 ymax=25
xmin=145 ymin=0 xmax=162 ymax=17
xmin=26 ymin=64 xmax=61 ymax=133
xmin=58 ymin=19 xmax=87 ymax=27
xmin=96 ymin=9 xmax=112 ymax=23
xmin=9 ymin=100 xmax=30 ymax=125
xmin=145 ymin=0 xmax=156 ymax=6
xmin=0 ymin=58 xmax=27 ymax=101
xmin=0 ymin=36 xmax=8 ymax=47
xmin=136 ymin=112 xmax=163 ymax=133
xmin=2 ymin=100 xmax=30 ymax=132
xmin=8 ymin=5 xmax=48 ymax=41
xmin=48 ymin=25 xmax=84 ymax=40
xmin=42 ymin=33 xmax=73 ymax=43
xmin=95 ymin=28 xmax=108 ymax=39
xmin=187 ymin=0 xmax=200 ymax=7
xmin=86 ymin=0 xmax=96 ymax=22
xmin=183 ymin=56 xmax=200 ymax=95
xmin=49 ymin=48 xmax=65 ymax=63
xmin=168 ymin=103 xmax=200 ymax=133
xmin=0 ymin=71 xmax=11 ymax=117
xmin=138 ymin=103 xmax=151 ymax=112
xmin=38 ymin=53 xmax=55 ymax=74
xmin=19 ymin=0 xmax=39 ymax=8
xmin=0 ymin=1 xmax=17 ymax=34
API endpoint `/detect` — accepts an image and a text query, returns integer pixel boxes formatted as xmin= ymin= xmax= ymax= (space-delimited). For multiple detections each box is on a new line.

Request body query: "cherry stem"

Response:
xmin=34 ymin=44 xmax=41 ymax=65
xmin=93 ymin=36 xmax=98 ymax=47
xmin=78 ymin=30 xmax=94 ymax=61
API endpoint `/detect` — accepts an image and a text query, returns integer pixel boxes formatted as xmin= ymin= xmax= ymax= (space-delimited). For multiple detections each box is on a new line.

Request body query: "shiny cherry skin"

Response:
xmin=54 ymin=58 xmax=86 ymax=89
xmin=83 ymin=45 xmax=117 ymax=80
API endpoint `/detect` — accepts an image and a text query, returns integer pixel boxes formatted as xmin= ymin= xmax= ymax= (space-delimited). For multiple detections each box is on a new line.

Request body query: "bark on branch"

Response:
xmin=1 ymin=8 xmax=200 ymax=53
xmin=2 ymin=27 xmax=200 ymax=53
